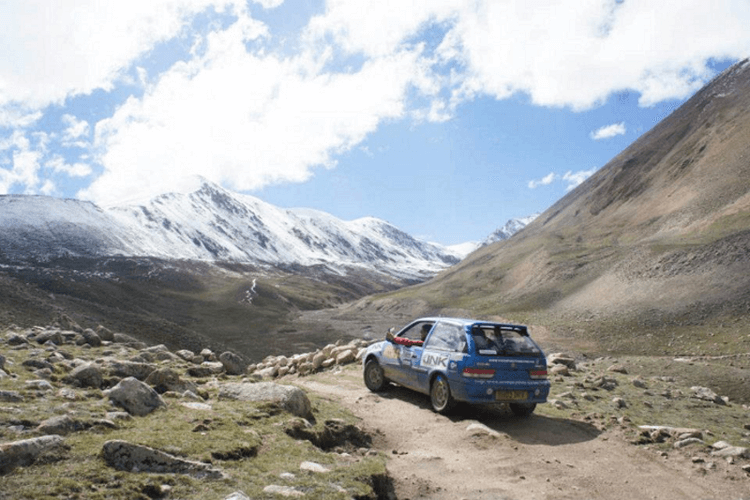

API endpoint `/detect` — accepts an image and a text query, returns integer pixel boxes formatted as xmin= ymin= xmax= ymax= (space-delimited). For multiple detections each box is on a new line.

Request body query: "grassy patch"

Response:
xmin=0 ymin=334 xmax=387 ymax=500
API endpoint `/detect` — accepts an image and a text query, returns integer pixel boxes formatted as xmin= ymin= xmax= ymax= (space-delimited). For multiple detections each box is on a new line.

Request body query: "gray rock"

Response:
xmin=106 ymin=360 xmax=157 ymax=381
xmin=102 ymin=440 xmax=224 ymax=478
xmin=263 ymin=485 xmax=304 ymax=497
xmin=547 ymin=353 xmax=576 ymax=369
xmin=300 ymin=461 xmax=330 ymax=473
xmin=674 ymin=437 xmax=704 ymax=449
xmin=297 ymin=362 xmax=314 ymax=375
xmin=200 ymin=348 xmax=217 ymax=362
xmin=145 ymin=368 xmax=197 ymax=394
xmin=225 ymin=492 xmax=251 ymax=500
xmin=67 ymin=363 xmax=103 ymax=388
xmin=113 ymin=332 xmax=141 ymax=344
xmin=26 ymin=379 xmax=54 ymax=391
xmin=106 ymin=377 xmax=166 ymax=416
xmin=36 ymin=415 xmax=86 ymax=435
xmin=175 ymin=349 xmax=196 ymax=362
xmin=33 ymin=330 xmax=63 ymax=345
xmin=631 ymin=377 xmax=648 ymax=389
xmin=312 ymin=352 xmax=326 ymax=369
xmin=95 ymin=325 xmax=115 ymax=341
xmin=0 ymin=435 xmax=66 ymax=474
xmin=7 ymin=333 xmax=29 ymax=346
xmin=612 ymin=397 xmax=627 ymax=409
xmin=335 ymin=350 xmax=356 ymax=365
xmin=691 ymin=386 xmax=726 ymax=405
xmin=78 ymin=329 xmax=102 ymax=347
xmin=0 ymin=353 xmax=4 ymax=371
xmin=219 ymin=382 xmax=312 ymax=419
xmin=219 ymin=351 xmax=248 ymax=375
xmin=22 ymin=358 xmax=54 ymax=371
xmin=549 ymin=364 xmax=570 ymax=376
xmin=0 ymin=390 xmax=23 ymax=402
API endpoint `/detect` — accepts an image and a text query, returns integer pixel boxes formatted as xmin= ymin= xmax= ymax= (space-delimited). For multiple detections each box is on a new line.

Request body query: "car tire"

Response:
xmin=509 ymin=402 xmax=536 ymax=417
xmin=364 ymin=359 xmax=388 ymax=392
xmin=430 ymin=374 xmax=454 ymax=414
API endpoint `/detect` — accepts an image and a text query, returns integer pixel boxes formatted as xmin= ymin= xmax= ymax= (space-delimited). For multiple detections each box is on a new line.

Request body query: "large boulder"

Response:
xmin=219 ymin=351 xmax=248 ymax=376
xmin=66 ymin=363 xmax=103 ymax=388
xmin=219 ymin=382 xmax=312 ymax=419
xmin=78 ymin=329 xmax=102 ymax=347
xmin=0 ymin=435 xmax=67 ymax=474
xmin=105 ymin=377 xmax=166 ymax=416
xmin=102 ymin=440 xmax=224 ymax=479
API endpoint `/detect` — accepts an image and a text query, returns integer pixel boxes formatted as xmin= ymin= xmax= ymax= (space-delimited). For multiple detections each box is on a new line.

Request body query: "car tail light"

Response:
xmin=529 ymin=369 xmax=548 ymax=379
xmin=462 ymin=367 xmax=495 ymax=379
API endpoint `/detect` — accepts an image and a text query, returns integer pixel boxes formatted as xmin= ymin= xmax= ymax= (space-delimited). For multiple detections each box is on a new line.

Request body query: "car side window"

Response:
xmin=399 ymin=321 xmax=434 ymax=341
xmin=424 ymin=322 xmax=466 ymax=352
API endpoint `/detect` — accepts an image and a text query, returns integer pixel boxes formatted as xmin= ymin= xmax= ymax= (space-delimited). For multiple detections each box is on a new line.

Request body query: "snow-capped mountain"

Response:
xmin=481 ymin=213 xmax=539 ymax=246
xmin=0 ymin=180 xmax=461 ymax=280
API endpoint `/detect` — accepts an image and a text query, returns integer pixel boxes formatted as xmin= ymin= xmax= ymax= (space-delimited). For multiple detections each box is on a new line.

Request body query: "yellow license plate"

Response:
xmin=495 ymin=390 xmax=528 ymax=401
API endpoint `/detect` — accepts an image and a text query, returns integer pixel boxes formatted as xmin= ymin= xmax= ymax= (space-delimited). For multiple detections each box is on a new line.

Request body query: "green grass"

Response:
xmin=0 ymin=338 xmax=387 ymax=500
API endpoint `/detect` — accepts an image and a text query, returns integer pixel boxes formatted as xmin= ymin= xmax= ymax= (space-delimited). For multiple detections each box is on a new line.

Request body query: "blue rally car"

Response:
xmin=362 ymin=317 xmax=550 ymax=415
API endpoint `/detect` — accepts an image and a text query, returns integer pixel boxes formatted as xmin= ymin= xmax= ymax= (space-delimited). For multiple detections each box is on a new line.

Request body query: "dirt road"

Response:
xmin=298 ymin=366 xmax=748 ymax=500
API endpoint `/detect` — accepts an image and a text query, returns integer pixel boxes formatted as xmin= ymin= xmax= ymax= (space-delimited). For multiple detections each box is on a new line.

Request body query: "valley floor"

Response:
xmin=299 ymin=364 xmax=749 ymax=500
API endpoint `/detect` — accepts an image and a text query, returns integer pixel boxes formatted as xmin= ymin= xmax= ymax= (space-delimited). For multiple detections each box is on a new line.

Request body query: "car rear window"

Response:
xmin=424 ymin=322 xmax=467 ymax=352
xmin=471 ymin=326 xmax=540 ymax=356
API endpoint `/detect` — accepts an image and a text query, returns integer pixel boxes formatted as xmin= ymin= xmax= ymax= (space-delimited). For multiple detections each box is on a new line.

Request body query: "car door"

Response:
xmin=414 ymin=321 xmax=467 ymax=391
xmin=381 ymin=320 xmax=433 ymax=388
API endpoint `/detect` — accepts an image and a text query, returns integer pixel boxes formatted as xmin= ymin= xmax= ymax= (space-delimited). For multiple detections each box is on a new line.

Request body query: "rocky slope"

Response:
xmin=0 ymin=318 xmax=390 ymax=499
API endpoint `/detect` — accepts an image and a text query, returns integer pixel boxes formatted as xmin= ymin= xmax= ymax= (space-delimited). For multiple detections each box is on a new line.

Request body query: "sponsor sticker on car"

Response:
xmin=421 ymin=351 xmax=449 ymax=369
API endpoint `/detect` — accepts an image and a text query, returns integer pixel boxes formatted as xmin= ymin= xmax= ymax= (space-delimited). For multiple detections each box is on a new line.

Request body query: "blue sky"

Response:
xmin=1 ymin=1 xmax=749 ymax=245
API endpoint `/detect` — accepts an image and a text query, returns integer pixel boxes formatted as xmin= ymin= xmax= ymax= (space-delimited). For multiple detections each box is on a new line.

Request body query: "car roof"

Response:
xmin=417 ymin=317 xmax=527 ymax=331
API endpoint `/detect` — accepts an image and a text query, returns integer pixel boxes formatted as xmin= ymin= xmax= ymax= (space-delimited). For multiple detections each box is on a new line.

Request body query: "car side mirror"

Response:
xmin=385 ymin=328 xmax=395 ymax=342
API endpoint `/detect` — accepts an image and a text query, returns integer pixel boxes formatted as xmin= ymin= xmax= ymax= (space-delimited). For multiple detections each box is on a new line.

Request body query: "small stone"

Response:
xmin=612 ymin=397 xmax=627 ymax=409
xmin=674 ymin=438 xmax=704 ymax=449
xmin=300 ymin=461 xmax=330 ymax=473
xmin=263 ymin=485 xmax=304 ymax=497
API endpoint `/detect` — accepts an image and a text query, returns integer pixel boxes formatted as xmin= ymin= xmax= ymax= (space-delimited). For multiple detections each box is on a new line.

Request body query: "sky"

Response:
xmin=1 ymin=1 xmax=749 ymax=246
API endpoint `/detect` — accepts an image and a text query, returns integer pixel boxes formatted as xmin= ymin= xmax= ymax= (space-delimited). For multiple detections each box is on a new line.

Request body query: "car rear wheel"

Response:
xmin=430 ymin=374 xmax=454 ymax=414
xmin=509 ymin=402 xmax=536 ymax=417
xmin=364 ymin=359 xmax=388 ymax=392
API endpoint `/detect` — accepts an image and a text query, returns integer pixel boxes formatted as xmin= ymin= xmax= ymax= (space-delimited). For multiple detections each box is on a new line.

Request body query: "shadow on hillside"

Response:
xmin=377 ymin=385 xmax=601 ymax=446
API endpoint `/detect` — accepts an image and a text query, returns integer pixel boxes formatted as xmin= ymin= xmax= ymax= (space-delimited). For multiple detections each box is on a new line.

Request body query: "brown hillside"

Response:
xmin=365 ymin=59 xmax=750 ymax=356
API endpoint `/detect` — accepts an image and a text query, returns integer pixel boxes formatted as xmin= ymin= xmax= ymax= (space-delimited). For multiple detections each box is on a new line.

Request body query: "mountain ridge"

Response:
xmin=0 ymin=180 xmax=465 ymax=280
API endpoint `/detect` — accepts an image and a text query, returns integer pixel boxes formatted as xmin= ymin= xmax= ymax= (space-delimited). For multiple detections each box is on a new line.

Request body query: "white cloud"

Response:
xmin=0 ymin=132 xmax=42 ymax=194
xmin=308 ymin=0 xmax=750 ymax=110
xmin=563 ymin=168 xmax=597 ymax=190
xmin=61 ymin=115 xmax=91 ymax=146
xmin=591 ymin=122 xmax=626 ymax=140
xmin=47 ymin=156 xmax=93 ymax=178
xmin=81 ymin=18 xmax=423 ymax=205
xmin=528 ymin=172 xmax=557 ymax=189
xmin=3 ymin=0 xmax=750 ymax=202
xmin=0 ymin=0 xmax=249 ymax=109
xmin=528 ymin=168 xmax=598 ymax=191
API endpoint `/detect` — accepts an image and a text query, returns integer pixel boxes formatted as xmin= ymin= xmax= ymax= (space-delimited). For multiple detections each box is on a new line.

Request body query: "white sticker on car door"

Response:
xmin=421 ymin=351 xmax=449 ymax=369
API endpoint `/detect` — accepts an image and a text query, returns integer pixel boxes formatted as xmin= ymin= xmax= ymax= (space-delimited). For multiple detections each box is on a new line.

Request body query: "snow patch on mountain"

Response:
xmin=0 ymin=181 xmax=462 ymax=280
xmin=482 ymin=213 xmax=540 ymax=247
